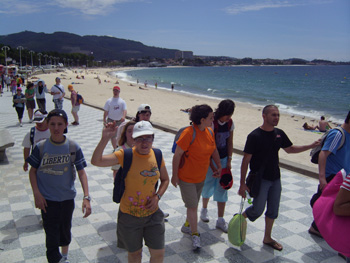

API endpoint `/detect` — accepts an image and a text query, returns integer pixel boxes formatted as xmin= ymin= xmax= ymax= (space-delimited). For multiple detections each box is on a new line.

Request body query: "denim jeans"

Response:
xmin=245 ymin=179 xmax=281 ymax=222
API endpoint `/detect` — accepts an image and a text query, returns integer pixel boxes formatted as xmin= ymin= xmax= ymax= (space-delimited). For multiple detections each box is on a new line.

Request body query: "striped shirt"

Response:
xmin=341 ymin=173 xmax=350 ymax=191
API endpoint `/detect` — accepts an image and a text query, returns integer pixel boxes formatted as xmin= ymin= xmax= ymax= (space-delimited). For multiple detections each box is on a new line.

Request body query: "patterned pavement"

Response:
xmin=0 ymin=90 xmax=345 ymax=263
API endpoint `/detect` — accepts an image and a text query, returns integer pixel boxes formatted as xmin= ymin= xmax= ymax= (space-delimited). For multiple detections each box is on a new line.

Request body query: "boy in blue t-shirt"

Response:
xmin=27 ymin=109 xmax=91 ymax=263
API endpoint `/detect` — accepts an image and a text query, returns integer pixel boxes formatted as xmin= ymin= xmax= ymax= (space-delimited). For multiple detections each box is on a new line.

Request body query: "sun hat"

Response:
xmin=137 ymin=104 xmax=152 ymax=113
xmin=113 ymin=86 xmax=120 ymax=91
xmin=220 ymin=168 xmax=233 ymax=190
xmin=33 ymin=110 xmax=48 ymax=123
xmin=132 ymin=121 xmax=154 ymax=138
xmin=17 ymin=87 xmax=22 ymax=91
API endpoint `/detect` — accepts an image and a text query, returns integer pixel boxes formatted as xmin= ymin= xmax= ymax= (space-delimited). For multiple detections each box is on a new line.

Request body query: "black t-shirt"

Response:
xmin=244 ymin=127 xmax=293 ymax=181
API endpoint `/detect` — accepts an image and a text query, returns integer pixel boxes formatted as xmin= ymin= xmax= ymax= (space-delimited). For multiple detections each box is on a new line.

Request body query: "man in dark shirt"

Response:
xmin=238 ymin=105 xmax=319 ymax=251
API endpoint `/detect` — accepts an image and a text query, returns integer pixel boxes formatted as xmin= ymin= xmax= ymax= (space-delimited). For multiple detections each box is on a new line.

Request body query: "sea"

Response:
xmin=111 ymin=65 xmax=350 ymax=123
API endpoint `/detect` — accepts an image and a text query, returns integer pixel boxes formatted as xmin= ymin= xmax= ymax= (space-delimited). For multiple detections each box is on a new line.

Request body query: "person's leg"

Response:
xmin=263 ymin=179 xmax=283 ymax=250
xmin=128 ymin=249 xmax=142 ymax=263
xmin=60 ymin=200 xmax=75 ymax=261
xmin=187 ymin=207 xmax=198 ymax=234
xmin=217 ymin=202 xmax=226 ymax=218
xmin=202 ymin=198 xmax=210 ymax=209
xmin=149 ymin=248 xmax=165 ymax=263
xmin=42 ymin=201 xmax=63 ymax=263
xmin=28 ymin=107 xmax=33 ymax=121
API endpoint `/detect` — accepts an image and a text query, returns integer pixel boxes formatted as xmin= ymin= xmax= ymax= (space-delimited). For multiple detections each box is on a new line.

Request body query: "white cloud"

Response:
xmin=224 ymin=0 xmax=333 ymax=15
xmin=53 ymin=0 xmax=132 ymax=15
xmin=0 ymin=0 xmax=44 ymax=14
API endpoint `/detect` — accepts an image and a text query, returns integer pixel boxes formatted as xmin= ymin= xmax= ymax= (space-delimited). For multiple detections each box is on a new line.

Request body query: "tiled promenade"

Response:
xmin=0 ymin=91 xmax=344 ymax=262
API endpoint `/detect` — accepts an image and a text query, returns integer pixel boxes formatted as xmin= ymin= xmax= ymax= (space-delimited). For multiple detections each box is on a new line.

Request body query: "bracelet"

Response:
xmin=156 ymin=193 xmax=161 ymax=200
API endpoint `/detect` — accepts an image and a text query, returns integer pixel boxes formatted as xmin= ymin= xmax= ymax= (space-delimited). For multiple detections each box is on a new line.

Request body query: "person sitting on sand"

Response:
xmin=303 ymin=122 xmax=317 ymax=130
xmin=318 ymin=116 xmax=332 ymax=132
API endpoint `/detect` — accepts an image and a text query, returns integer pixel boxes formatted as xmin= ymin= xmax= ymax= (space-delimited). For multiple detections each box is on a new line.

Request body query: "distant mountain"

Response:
xmin=0 ymin=31 xmax=179 ymax=61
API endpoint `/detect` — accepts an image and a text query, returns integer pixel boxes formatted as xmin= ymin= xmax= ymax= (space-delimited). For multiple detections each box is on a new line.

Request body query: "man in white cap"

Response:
xmin=22 ymin=109 xmax=50 ymax=171
xmin=103 ymin=86 xmax=127 ymax=148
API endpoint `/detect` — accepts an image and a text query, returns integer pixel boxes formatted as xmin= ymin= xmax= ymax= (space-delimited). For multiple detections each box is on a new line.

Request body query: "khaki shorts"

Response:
xmin=72 ymin=105 xmax=80 ymax=113
xmin=117 ymin=209 xmax=165 ymax=252
xmin=179 ymin=180 xmax=204 ymax=208
xmin=106 ymin=118 xmax=124 ymax=137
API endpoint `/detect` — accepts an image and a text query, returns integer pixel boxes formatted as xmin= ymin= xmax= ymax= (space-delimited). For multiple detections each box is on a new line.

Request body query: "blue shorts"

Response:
xmin=201 ymin=157 xmax=228 ymax=202
xmin=245 ymin=179 xmax=281 ymax=222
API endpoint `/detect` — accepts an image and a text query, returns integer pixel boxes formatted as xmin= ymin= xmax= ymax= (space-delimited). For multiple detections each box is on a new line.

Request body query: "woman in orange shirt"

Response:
xmin=172 ymin=104 xmax=221 ymax=250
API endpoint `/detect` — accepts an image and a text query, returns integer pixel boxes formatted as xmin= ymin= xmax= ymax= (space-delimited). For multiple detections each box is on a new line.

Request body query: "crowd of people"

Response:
xmin=6 ymin=76 xmax=348 ymax=263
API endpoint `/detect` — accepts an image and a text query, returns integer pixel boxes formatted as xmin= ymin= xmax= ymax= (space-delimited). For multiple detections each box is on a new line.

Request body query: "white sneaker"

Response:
xmin=216 ymin=219 xmax=228 ymax=233
xmin=191 ymin=234 xmax=201 ymax=250
xmin=59 ymin=257 xmax=69 ymax=263
xmin=200 ymin=208 xmax=209 ymax=222
xmin=181 ymin=224 xmax=191 ymax=234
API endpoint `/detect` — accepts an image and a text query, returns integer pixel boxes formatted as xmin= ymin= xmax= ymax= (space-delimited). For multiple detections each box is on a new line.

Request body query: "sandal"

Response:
xmin=263 ymin=240 xmax=283 ymax=251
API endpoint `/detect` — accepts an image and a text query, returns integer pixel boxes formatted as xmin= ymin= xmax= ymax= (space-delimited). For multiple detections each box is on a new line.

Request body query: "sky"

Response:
xmin=0 ymin=0 xmax=349 ymax=61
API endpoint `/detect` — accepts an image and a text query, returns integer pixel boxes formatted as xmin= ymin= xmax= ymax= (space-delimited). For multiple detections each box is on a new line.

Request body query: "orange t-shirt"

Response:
xmin=115 ymin=147 xmax=165 ymax=217
xmin=176 ymin=125 xmax=216 ymax=183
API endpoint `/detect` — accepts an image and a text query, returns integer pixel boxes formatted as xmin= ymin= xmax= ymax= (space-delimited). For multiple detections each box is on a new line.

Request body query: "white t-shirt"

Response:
xmin=51 ymin=84 xmax=65 ymax=100
xmin=22 ymin=127 xmax=51 ymax=149
xmin=103 ymin=97 xmax=127 ymax=121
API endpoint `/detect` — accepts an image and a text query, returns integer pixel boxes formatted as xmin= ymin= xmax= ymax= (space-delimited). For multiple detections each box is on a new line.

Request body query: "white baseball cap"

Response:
xmin=137 ymin=104 xmax=152 ymax=113
xmin=132 ymin=121 xmax=154 ymax=138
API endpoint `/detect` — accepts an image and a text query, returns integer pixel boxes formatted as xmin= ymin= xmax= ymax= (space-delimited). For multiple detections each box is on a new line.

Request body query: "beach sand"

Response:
xmin=31 ymin=67 xmax=325 ymax=173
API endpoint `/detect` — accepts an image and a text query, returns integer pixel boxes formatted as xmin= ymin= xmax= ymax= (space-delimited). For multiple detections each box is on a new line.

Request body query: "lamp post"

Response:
xmin=29 ymin=50 xmax=35 ymax=67
xmin=44 ymin=54 xmax=48 ymax=65
xmin=17 ymin=46 xmax=24 ymax=68
xmin=1 ymin=46 xmax=10 ymax=67
xmin=49 ymin=56 xmax=53 ymax=65
xmin=38 ymin=53 xmax=42 ymax=67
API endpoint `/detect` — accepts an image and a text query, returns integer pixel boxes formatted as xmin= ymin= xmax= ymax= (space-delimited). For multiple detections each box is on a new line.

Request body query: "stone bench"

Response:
xmin=0 ymin=129 xmax=15 ymax=161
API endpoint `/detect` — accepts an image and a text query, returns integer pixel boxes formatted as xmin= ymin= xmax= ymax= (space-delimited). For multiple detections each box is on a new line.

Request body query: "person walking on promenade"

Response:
xmin=115 ymin=104 xmax=151 ymax=146
xmin=200 ymin=99 xmax=235 ymax=233
xmin=13 ymin=87 xmax=26 ymax=126
xmin=238 ymin=105 xmax=319 ymax=251
xmin=111 ymin=121 xmax=135 ymax=179
xmin=26 ymin=109 xmax=91 ymax=263
xmin=91 ymin=120 xmax=169 ymax=263
xmin=34 ymin=80 xmax=48 ymax=111
xmin=309 ymin=111 xmax=350 ymax=237
xmin=103 ymin=86 xmax=127 ymax=148
xmin=22 ymin=109 xmax=50 ymax=172
xmin=25 ymin=82 xmax=36 ymax=122
xmin=67 ymin=84 xmax=80 ymax=125
xmin=50 ymin=77 xmax=65 ymax=110
xmin=172 ymin=104 xmax=221 ymax=250
xmin=10 ymin=76 xmax=17 ymax=95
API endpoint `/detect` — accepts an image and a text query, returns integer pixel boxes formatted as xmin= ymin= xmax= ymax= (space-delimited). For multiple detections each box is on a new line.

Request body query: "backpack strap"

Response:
xmin=54 ymin=85 xmax=64 ymax=94
xmin=122 ymin=148 xmax=133 ymax=180
xmin=38 ymin=139 xmax=47 ymax=160
xmin=152 ymin=148 xmax=163 ymax=169
xmin=30 ymin=127 xmax=35 ymax=151
xmin=68 ymin=138 xmax=76 ymax=163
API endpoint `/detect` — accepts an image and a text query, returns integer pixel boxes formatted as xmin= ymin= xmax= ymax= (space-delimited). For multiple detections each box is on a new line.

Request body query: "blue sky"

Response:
xmin=0 ymin=0 xmax=349 ymax=61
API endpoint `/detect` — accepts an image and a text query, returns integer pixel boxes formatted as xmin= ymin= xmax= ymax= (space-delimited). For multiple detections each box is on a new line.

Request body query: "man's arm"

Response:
xmin=103 ymin=111 xmax=108 ymax=123
xmin=77 ymin=169 xmax=91 ymax=218
xmin=283 ymin=139 xmax=320 ymax=154
xmin=318 ymin=150 xmax=331 ymax=191
xmin=238 ymin=153 xmax=252 ymax=197
xmin=23 ymin=147 xmax=30 ymax=171
xmin=121 ymin=110 xmax=127 ymax=122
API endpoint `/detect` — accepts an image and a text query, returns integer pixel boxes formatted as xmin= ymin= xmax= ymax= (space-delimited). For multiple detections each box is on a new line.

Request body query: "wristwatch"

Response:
xmin=83 ymin=195 xmax=91 ymax=201
xmin=156 ymin=193 xmax=161 ymax=200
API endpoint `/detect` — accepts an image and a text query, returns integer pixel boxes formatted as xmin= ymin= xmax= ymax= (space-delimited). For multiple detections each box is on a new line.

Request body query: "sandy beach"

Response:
xmin=30 ymin=67 xmax=326 ymax=173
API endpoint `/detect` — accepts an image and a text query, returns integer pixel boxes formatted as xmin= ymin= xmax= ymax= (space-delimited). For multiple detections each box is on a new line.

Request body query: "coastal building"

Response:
xmin=175 ymin=51 xmax=193 ymax=59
